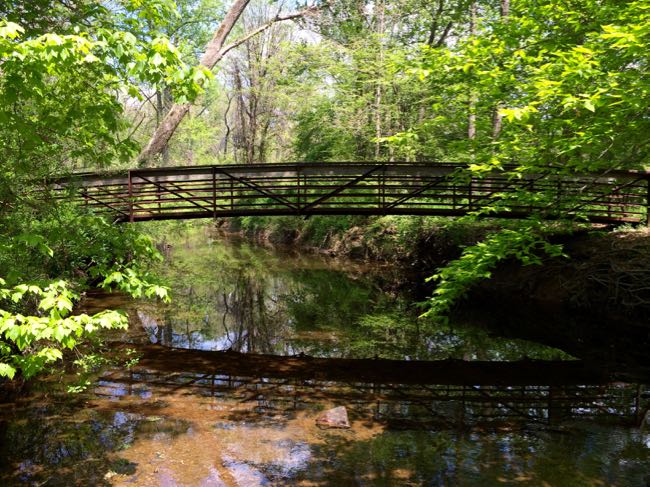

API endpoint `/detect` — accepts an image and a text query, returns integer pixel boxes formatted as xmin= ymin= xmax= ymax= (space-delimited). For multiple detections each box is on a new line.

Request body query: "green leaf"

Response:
xmin=0 ymin=22 xmax=24 ymax=40
xmin=0 ymin=363 xmax=16 ymax=379
xmin=151 ymin=52 xmax=165 ymax=67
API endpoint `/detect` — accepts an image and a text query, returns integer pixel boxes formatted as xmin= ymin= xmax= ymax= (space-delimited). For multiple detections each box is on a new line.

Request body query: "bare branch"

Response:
xmin=220 ymin=5 xmax=321 ymax=60
xmin=138 ymin=0 xmax=252 ymax=164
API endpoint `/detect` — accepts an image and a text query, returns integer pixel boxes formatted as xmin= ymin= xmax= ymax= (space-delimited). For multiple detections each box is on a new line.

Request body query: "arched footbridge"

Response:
xmin=53 ymin=162 xmax=650 ymax=225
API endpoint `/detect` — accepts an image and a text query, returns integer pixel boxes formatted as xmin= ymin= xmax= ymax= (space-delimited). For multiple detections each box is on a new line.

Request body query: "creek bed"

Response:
xmin=1 ymin=231 xmax=649 ymax=485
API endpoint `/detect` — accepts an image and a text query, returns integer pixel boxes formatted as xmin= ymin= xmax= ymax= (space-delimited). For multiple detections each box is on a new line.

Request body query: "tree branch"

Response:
xmin=137 ymin=2 xmax=321 ymax=164
xmin=220 ymin=5 xmax=320 ymax=60
xmin=137 ymin=0 xmax=252 ymax=164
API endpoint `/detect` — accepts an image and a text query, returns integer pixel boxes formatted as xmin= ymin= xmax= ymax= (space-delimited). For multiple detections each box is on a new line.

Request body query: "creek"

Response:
xmin=0 ymin=230 xmax=648 ymax=486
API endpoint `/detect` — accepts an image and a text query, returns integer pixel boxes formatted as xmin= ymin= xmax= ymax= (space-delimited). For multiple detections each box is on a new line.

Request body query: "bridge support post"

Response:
xmin=296 ymin=167 xmax=301 ymax=213
xmin=230 ymin=179 xmax=234 ymax=211
xmin=381 ymin=166 xmax=386 ymax=211
xmin=376 ymin=172 xmax=380 ymax=210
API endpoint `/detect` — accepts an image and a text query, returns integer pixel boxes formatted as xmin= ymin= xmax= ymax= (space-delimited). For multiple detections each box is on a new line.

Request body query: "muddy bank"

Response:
xmin=466 ymin=229 xmax=650 ymax=321
xmin=212 ymin=216 xmax=490 ymax=297
xmin=214 ymin=216 xmax=488 ymax=265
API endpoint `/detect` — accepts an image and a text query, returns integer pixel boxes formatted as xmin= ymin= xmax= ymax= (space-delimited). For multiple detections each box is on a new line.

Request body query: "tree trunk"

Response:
xmin=501 ymin=0 xmax=510 ymax=17
xmin=187 ymin=108 xmax=193 ymax=165
xmin=137 ymin=3 xmax=318 ymax=165
xmin=137 ymin=0 xmax=251 ymax=165
xmin=492 ymin=107 xmax=503 ymax=140
xmin=223 ymin=95 xmax=233 ymax=156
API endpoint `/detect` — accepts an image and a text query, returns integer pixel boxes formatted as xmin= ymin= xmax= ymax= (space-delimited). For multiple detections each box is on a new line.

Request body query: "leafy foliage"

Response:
xmin=373 ymin=0 xmax=650 ymax=318
xmin=422 ymin=223 xmax=566 ymax=321
xmin=0 ymin=1 xmax=196 ymax=381
xmin=0 ymin=212 xmax=170 ymax=379
xmin=1 ymin=0 xmax=647 ymax=363
xmin=0 ymin=279 xmax=126 ymax=379
xmin=385 ymin=0 xmax=649 ymax=171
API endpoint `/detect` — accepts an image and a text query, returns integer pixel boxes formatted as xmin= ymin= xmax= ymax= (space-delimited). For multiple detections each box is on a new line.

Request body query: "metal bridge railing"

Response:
xmin=50 ymin=163 xmax=650 ymax=225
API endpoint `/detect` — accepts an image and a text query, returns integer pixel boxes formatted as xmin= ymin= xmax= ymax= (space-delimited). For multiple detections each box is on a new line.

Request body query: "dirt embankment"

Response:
xmin=214 ymin=217 xmax=488 ymax=266
xmin=471 ymin=229 xmax=650 ymax=319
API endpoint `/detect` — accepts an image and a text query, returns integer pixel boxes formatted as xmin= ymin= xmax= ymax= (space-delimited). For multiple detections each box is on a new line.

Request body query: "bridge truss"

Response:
xmin=53 ymin=163 xmax=650 ymax=224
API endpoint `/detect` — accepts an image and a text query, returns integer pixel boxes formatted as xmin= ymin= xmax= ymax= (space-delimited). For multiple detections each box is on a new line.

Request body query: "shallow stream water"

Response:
xmin=1 ymin=230 xmax=649 ymax=486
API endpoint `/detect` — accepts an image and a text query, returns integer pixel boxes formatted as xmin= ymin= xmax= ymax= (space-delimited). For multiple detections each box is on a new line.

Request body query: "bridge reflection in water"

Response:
xmin=96 ymin=346 xmax=648 ymax=430
xmin=55 ymin=163 xmax=650 ymax=224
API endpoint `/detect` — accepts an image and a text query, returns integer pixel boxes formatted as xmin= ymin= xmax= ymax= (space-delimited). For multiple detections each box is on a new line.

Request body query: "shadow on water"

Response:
xmin=0 ymin=396 xmax=190 ymax=486
xmin=1 ymin=230 xmax=650 ymax=485
xmin=4 ymin=365 xmax=647 ymax=485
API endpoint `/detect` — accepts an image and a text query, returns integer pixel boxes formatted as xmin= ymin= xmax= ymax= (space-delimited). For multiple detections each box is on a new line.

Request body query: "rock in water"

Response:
xmin=316 ymin=406 xmax=350 ymax=429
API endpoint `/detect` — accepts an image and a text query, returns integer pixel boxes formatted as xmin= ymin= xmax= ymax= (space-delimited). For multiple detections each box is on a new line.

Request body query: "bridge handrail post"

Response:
xmin=376 ymin=168 xmax=380 ymax=210
xmin=128 ymin=170 xmax=134 ymax=223
xmin=230 ymin=178 xmax=234 ymax=211
xmin=381 ymin=166 xmax=386 ymax=211
xmin=646 ymin=175 xmax=650 ymax=226
xmin=297 ymin=167 xmax=301 ymax=212
xmin=212 ymin=167 xmax=217 ymax=219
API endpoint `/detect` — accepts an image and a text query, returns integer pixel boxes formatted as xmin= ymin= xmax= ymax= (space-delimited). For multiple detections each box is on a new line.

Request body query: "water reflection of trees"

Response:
xmin=145 ymin=267 xmax=292 ymax=354
xmin=0 ymin=405 xmax=190 ymax=486
xmin=142 ymin=235 xmax=572 ymax=361
xmin=293 ymin=426 xmax=650 ymax=486
xmin=143 ymin=237 xmax=382 ymax=355
xmin=217 ymin=271 xmax=288 ymax=353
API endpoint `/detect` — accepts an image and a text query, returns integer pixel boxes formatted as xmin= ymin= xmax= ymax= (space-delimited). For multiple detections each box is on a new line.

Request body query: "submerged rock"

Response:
xmin=316 ymin=406 xmax=350 ymax=429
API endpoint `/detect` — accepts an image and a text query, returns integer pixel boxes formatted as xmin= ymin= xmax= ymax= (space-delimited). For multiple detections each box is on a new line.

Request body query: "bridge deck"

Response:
xmin=53 ymin=163 xmax=650 ymax=224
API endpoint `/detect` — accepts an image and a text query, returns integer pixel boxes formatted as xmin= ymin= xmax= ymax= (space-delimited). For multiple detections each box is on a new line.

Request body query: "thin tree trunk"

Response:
xmin=467 ymin=1 xmax=477 ymax=143
xmin=155 ymin=89 xmax=172 ymax=165
xmin=374 ymin=0 xmax=385 ymax=160
xmin=259 ymin=119 xmax=271 ymax=161
xmin=246 ymin=39 xmax=257 ymax=164
xmin=162 ymin=86 xmax=173 ymax=165
xmin=137 ymin=0 xmax=251 ymax=165
xmin=155 ymin=90 xmax=163 ymax=127
xmin=492 ymin=108 xmax=503 ymax=139
xmin=223 ymin=95 xmax=233 ymax=156
xmin=500 ymin=0 xmax=510 ymax=17
xmin=234 ymin=67 xmax=248 ymax=162
xmin=426 ymin=0 xmax=445 ymax=46
xmin=492 ymin=0 xmax=509 ymax=141
xmin=187 ymin=108 xmax=193 ymax=165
